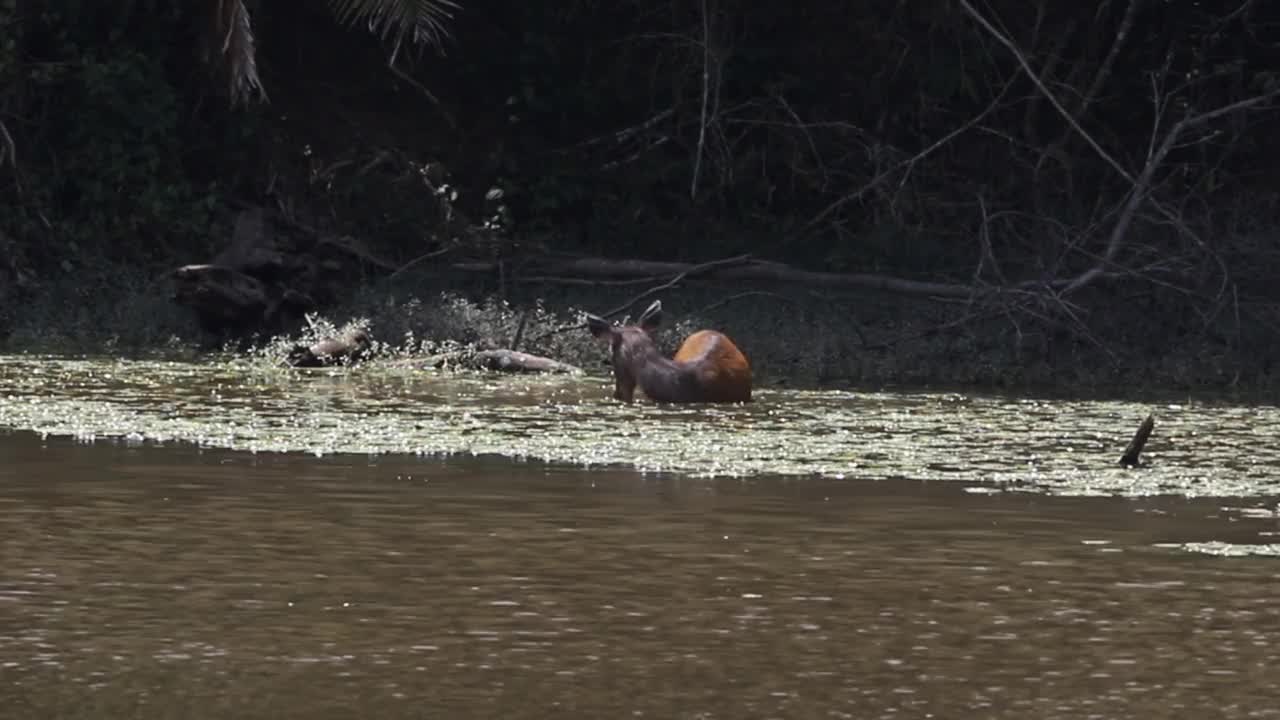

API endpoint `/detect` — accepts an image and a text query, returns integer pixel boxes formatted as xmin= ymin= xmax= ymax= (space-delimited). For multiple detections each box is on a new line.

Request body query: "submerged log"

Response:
xmin=285 ymin=329 xmax=373 ymax=368
xmin=407 ymin=349 xmax=582 ymax=374
xmin=1119 ymin=413 xmax=1155 ymax=467
xmin=471 ymin=349 xmax=582 ymax=374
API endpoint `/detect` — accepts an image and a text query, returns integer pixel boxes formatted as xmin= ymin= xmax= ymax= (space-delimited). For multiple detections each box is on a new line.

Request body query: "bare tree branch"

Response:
xmin=1064 ymin=90 xmax=1280 ymax=294
xmin=690 ymin=0 xmax=711 ymax=199
xmin=389 ymin=242 xmax=458 ymax=279
xmin=387 ymin=37 xmax=457 ymax=128
xmin=1074 ymin=0 xmax=1142 ymax=120
xmin=594 ymin=254 xmax=755 ymax=320
xmin=559 ymin=109 xmax=674 ymax=154
xmin=959 ymin=0 xmax=1280 ymax=297
xmin=957 ymin=0 xmax=1134 ymax=184
xmin=805 ymin=79 xmax=1012 ymax=231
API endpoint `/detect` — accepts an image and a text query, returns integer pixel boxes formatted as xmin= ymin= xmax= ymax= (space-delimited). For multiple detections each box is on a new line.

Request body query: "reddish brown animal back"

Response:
xmin=672 ymin=330 xmax=752 ymax=403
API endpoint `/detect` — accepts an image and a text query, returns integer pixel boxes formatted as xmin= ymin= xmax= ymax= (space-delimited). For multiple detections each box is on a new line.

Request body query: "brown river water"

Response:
xmin=2 ymin=355 xmax=1280 ymax=718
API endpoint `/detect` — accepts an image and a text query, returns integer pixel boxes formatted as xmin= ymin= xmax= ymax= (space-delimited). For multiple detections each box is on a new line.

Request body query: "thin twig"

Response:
xmin=692 ymin=290 xmax=788 ymax=316
xmin=690 ymin=0 xmax=711 ymax=200
xmin=1074 ymin=0 xmax=1141 ymax=120
xmin=975 ymin=193 xmax=1006 ymax=285
xmin=388 ymin=37 xmax=456 ymax=129
xmin=520 ymin=254 xmax=755 ymax=347
xmin=597 ymin=253 xmax=753 ymax=320
xmin=771 ymin=92 xmax=830 ymax=187
xmin=958 ymin=0 xmax=1135 ymax=185
xmin=519 ymin=274 xmax=664 ymax=287
xmin=510 ymin=309 xmax=529 ymax=352
xmin=600 ymin=137 xmax=670 ymax=170
xmin=389 ymin=243 xmax=456 ymax=279
xmin=557 ymin=109 xmax=674 ymax=153
xmin=0 ymin=119 xmax=15 ymax=168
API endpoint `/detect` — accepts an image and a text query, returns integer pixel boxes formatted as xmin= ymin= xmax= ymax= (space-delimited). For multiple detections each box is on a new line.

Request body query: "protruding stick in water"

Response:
xmin=1119 ymin=413 xmax=1155 ymax=467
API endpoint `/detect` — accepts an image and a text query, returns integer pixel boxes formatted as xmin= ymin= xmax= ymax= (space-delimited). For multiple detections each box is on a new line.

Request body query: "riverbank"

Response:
xmin=2 ymin=264 xmax=1276 ymax=402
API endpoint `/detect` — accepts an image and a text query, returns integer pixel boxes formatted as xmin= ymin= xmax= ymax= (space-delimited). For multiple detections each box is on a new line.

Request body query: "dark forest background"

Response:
xmin=2 ymin=0 xmax=1279 ymax=390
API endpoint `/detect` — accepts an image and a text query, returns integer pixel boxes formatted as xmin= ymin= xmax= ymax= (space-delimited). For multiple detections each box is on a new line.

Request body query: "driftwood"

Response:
xmin=400 ymin=349 xmax=582 ymax=374
xmin=1119 ymin=413 xmax=1155 ymax=467
xmin=285 ymin=329 xmax=373 ymax=368
xmin=472 ymin=349 xmax=582 ymax=374
xmin=280 ymin=326 xmax=577 ymax=373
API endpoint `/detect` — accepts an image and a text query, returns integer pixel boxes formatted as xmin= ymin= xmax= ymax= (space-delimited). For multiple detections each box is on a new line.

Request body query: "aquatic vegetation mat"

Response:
xmin=2 ymin=355 xmax=1279 ymax=498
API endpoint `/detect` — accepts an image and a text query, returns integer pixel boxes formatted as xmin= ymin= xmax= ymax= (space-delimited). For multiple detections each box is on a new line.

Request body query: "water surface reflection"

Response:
xmin=2 ymin=434 xmax=1278 ymax=718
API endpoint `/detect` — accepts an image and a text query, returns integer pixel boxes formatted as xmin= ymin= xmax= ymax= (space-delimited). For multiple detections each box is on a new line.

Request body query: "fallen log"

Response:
xmin=471 ymin=349 xmax=582 ymax=374
xmin=453 ymin=253 xmax=1135 ymax=302
xmin=401 ymin=349 xmax=582 ymax=374
xmin=453 ymin=255 xmax=978 ymax=298
xmin=1119 ymin=413 xmax=1155 ymax=467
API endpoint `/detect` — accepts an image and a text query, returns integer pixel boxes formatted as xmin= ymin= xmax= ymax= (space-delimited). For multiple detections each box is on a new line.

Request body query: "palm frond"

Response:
xmin=329 ymin=0 xmax=461 ymax=53
xmin=204 ymin=0 xmax=267 ymax=105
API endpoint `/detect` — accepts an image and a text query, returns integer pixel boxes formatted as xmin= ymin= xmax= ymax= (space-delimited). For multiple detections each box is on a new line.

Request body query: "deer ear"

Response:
xmin=585 ymin=313 xmax=613 ymax=340
xmin=638 ymin=300 xmax=663 ymax=332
